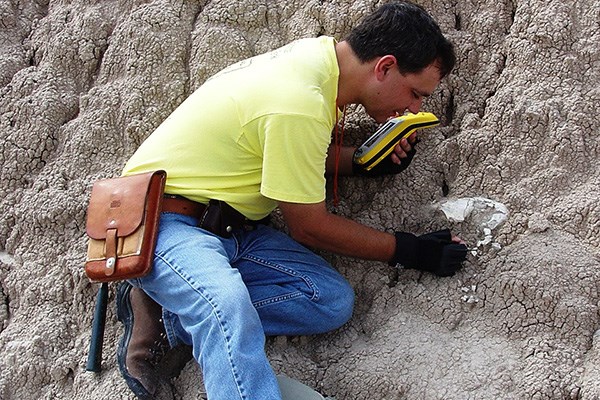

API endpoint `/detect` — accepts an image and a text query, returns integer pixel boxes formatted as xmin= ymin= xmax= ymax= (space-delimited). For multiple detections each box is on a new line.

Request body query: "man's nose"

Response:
xmin=408 ymin=99 xmax=423 ymax=114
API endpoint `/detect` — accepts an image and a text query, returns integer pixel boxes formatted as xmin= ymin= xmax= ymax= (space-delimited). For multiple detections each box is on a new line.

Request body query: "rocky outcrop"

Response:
xmin=1 ymin=0 xmax=598 ymax=399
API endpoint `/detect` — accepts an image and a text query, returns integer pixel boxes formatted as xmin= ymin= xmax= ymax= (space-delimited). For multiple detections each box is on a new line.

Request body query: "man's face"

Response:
xmin=363 ymin=59 xmax=442 ymax=123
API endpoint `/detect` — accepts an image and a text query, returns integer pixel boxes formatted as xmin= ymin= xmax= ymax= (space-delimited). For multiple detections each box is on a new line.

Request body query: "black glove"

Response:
xmin=352 ymin=142 xmax=417 ymax=177
xmin=389 ymin=229 xmax=468 ymax=277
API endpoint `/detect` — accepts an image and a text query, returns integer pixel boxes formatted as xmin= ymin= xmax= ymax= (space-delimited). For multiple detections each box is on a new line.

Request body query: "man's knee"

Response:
xmin=318 ymin=277 xmax=355 ymax=332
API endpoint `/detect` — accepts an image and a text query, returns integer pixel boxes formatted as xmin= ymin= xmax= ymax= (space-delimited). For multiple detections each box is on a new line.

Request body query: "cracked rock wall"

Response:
xmin=1 ymin=0 xmax=599 ymax=399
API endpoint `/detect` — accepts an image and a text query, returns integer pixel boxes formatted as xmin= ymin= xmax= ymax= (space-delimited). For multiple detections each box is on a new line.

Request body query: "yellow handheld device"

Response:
xmin=353 ymin=112 xmax=440 ymax=171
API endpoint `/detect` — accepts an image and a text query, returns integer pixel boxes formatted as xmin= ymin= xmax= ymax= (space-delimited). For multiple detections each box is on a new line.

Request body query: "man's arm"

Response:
xmin=325 ymin=145 xmax=356 ymax=176
xmin=278 ymin=198 xmax=468 ymax=277
xmin=278 ymin=200 xmax=396 ymax=262
xmin=325 ymin=135 xmax=416 ymax=176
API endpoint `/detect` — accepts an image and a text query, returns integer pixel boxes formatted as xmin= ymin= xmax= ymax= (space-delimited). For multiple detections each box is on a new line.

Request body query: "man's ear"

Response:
xmin=374 ymin=55 xmax=398 ymax=81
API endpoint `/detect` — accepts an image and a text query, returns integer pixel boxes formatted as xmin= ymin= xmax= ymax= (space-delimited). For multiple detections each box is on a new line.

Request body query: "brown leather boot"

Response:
xmin=116 ymin=282 xmax=170 ymax=399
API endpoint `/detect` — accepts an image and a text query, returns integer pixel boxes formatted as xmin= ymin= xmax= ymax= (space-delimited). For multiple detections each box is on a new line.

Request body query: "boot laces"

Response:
xmin=146 ymin=318 xmax=170 ymax=365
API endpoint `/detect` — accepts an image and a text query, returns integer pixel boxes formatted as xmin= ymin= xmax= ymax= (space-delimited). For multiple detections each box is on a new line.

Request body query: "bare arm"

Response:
xmin=278 ymin=200 xmax=396 ymax=262
xmin=325 ymin=134 xmax=416 ymax=176
xmin=325 ymin=145 xmax=356 ymax=176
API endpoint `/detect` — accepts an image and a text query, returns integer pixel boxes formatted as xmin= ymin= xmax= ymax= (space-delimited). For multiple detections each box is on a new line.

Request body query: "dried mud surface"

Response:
xmin=1 ymin=1 xmax=599 ymax=399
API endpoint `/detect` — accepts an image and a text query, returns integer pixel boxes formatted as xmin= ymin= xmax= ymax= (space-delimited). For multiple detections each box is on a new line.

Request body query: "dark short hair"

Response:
xmin=345 ymin=1 xmax=456 ymax=77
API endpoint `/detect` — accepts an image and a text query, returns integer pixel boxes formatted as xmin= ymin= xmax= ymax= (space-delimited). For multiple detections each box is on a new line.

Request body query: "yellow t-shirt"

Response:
xmin=123 ymin=36 xmax=340 ymax=220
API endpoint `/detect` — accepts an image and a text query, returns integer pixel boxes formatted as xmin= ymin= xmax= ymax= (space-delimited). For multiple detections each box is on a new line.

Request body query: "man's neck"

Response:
xmin=335 ymin=41 xmax=373 ymax=109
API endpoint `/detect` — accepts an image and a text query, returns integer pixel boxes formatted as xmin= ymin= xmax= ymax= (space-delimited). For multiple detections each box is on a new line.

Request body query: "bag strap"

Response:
xmin=104 ymin=228 xmax=117 ymax=276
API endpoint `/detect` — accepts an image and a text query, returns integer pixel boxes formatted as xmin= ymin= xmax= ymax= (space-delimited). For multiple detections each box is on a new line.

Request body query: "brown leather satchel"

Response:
xmin=84 ymin=170 xmax=166 ymax=282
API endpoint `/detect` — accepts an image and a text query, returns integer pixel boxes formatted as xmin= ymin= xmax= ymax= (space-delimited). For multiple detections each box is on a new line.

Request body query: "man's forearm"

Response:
xmin=278 ymin=200 xmax=468 ymax=277
xmin=325 ymin=145 xmax=356 ymax=176
xmin=301 ymin=212 xmax=396 ymax=262
xmin=279 ymin=201 xmax=396 ymax=262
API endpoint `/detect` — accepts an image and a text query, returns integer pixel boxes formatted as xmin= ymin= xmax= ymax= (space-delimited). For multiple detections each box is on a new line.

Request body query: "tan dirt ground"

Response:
xmin=1 ymin=1 xmax=599 ymax=399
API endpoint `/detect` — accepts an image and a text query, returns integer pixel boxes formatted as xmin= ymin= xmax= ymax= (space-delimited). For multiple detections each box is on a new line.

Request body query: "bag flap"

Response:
xmin=86 ymin=171 xmax=165 ymax=239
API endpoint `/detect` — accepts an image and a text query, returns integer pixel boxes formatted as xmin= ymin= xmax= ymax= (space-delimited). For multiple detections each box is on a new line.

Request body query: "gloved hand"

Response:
xmin=389 ymin=229 xmax=468 ymax=277
xmin=352 ymin=142 xmax=417 ymax=177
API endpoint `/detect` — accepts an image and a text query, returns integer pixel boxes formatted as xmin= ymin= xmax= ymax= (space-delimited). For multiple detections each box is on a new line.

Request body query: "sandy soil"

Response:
xmin=1 ymin=1 xmax=599 ymax=399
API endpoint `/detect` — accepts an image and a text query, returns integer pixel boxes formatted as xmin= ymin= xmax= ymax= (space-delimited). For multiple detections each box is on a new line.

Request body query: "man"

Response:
xmin=117 ymin=2 xmax=467 ymax=399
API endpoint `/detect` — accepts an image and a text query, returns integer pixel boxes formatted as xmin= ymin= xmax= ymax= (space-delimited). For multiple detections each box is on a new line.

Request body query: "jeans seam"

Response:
xmin=241 ymin=254 xmax=320 ymax=303
xmin=155 ymin=252 xmax=248 ymax=399
xmin=252 ymin=291 xmax=304 ymax=309
xmin=162 ymin=310 xmax=178 ymax=348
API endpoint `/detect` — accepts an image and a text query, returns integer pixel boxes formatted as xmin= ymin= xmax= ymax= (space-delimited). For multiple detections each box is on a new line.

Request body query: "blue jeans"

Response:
xmin=131 ymin=212 xmax=354 ymax=400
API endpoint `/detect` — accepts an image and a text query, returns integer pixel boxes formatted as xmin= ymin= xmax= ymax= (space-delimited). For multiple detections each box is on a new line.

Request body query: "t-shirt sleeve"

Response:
xmin=258 ymin=113 xmax=332 ymax=204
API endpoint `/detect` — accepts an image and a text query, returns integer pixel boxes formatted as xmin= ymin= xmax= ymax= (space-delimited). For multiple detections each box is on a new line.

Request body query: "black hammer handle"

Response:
xmin=86 ymin=282 xmax=109 ymax=372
